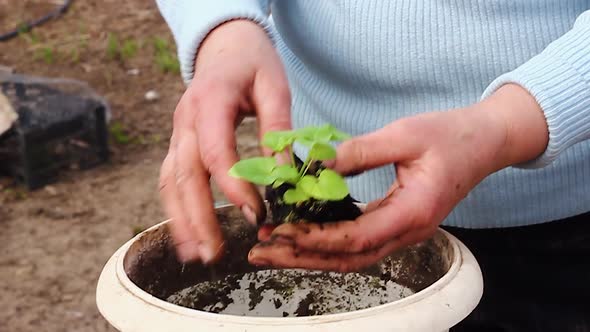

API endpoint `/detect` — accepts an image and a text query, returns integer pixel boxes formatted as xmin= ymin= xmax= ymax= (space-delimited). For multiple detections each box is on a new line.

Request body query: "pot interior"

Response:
xmin=123 ymin=205 xmax=453 ymax=317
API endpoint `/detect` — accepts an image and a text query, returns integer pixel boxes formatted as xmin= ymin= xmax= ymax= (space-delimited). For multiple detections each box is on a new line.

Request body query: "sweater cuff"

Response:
xmin=171 ymin=1 xmax=273 ymax=84
xmin=481 ymin=27 xmax=590 ymax=169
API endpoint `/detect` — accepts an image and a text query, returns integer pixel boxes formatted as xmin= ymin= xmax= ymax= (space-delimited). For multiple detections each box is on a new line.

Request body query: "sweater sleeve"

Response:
xmin=155 ymin=0 xmax=273 ymax=84
xmin=481 ymin=11 xmax=590 ymax=169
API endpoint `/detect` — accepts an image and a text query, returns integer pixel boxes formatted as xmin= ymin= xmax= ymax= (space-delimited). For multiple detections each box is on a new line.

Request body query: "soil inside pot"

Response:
xmin=166 ymin=269 xmax=414 ymax=317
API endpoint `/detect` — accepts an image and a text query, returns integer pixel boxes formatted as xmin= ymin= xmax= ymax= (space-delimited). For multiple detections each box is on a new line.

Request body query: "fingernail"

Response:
xmin=176 ymin=241 xmax=201 ymax=262
xmin=199 ymin=244 xmax=215 ymax=264
xmin=269 ymin=234 xmax=295 ymax=246
xmin=241 ymin=204 xmax=258 ymax=225
xmin=322 ymin=160 xmax=336 ymax=168
xmin=199 ymin=241 xmax=223 ymax=265
xmin=271 ymin=224 xmax=297 ymax=237
xmin=248 ymin=250 xmax=270 ymax=266
xmin=275 ymin=151 xmax=291 ymax=165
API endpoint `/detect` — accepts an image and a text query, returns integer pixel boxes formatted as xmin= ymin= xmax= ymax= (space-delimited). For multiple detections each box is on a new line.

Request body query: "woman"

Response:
xmin=155 ymin=1 xmax=590 ymax=330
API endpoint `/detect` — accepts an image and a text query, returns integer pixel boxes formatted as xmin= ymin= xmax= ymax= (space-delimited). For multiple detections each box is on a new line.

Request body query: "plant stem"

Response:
xmin=289 ymin=146 xmax=295 ymax=168
xmin=299 ymin=156 xmax=314 ymax=178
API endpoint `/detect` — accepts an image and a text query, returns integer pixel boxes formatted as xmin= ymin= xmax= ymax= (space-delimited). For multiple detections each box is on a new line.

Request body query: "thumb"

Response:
xmin=331 ymin=124 xmax=417 ymax=175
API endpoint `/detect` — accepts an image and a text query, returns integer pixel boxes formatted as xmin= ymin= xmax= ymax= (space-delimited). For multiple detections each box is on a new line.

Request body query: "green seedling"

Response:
xmin=228 ymin=124 xmax=351 ymax=204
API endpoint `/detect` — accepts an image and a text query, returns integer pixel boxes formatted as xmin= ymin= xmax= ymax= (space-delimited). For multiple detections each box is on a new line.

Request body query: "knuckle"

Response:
xmin=172 ymin=107 xmax=182 ymax=125
xmin=354 ymin=141 xmax=369 ymax=168
xmin=192 ymin=78 xmax=227 ymax=105
xmin=159 ymin=155 xmax=174 ymax=185
xmin=273 ymin=84 xmax=292 ymax=107
xmin=158 ymin=179 xmax=169 ymax=196
xmin=190 ymin=80 xmax=237 ymax=124
xmin=197 ymin=77 xmax=221 ymax=93
xmin=351 ymin=236 xmax=374 ymax=253
xmin=200 ymin=145 xmax=224 ymax=170
xmin=263 ymin=117 xmax=292 ymax=133
xmin=168 ymin=134 xmax=176 ymax=148
xmin=179 ymin=81 xmax=217 ymax=119
xmin=394 ymin=118 xmax=416 ymax=136
xmin=159 ymin=169 xmax=170 ymax=189
xmin=188 ymin=88 xmax=206 ymax=107
xmin=173 ymin=106 xmax=190 ymax=128
xmin=175 ymin=166 xmax=194 ymax=186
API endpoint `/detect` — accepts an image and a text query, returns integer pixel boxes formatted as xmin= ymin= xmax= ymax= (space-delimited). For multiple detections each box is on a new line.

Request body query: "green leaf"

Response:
xmin=316 ymin=124 xmax=351 ymax=141
xmin=294 ymin=136 xmax=315 ymax=147
xmin=295 ymin=124 xmax=351 ymax=142
xmin=308 ymin=142 xmax=337 ymax=161
xmin=317 ymin=169 xmax=349 ymax=199
xmin=262 ymin=130 xmax=297 ymax=152
xmin=272 ymin=180 xmax=285 ymax=189
xmin=297 ymin=175 xmax=321 ymax=197
xmin=283 ymin=187 xmax=311 ymax=204
xmin=228 ymin=157 xmax=277 ymax=185
xmin=292 ymin=126 xmax=317 ymax=138
xmin=271 ymin=165 xmax=300 ymax=184
xmin=298 ymin=169 xmax=349 ymax=201
xmin=263 ymin=125 xmax=351 ymax=152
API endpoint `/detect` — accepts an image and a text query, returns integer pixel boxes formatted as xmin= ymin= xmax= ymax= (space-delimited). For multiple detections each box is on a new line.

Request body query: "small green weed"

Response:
xmin=19 ymin=30 xmax=40 ymax=45
xmin=120 ymin=39 xmax=138 ymax=60
xmin=106 ymin=33 xmax=119 ymax=60
xmin=108 ymin=121 xmax=132 ymax=144
xmin=33 ymin=47 xmax=55 ymax=64
xmin=2 ymin=188 xmax=28 ymax=201
xmin=153 ymin=37 xmax=180 ymax=74
xmin=107 ymin=33 xmax=139 ymax=61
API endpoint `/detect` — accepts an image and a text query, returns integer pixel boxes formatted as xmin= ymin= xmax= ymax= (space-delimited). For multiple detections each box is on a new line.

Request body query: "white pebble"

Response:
xmin=144 ymin=90 xmax=160 ymax=101
xmin=127 ymin=68 xmax=140 ymax=76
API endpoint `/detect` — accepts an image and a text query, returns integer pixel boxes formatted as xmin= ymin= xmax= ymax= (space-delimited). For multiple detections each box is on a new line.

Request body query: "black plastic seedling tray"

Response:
xmin=0 ymin=80 xmax=109 ymax=190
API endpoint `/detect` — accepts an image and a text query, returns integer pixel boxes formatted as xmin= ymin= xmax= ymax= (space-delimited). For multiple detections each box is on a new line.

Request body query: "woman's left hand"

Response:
xmin=248 ymin=84 xmax=549 ymax=272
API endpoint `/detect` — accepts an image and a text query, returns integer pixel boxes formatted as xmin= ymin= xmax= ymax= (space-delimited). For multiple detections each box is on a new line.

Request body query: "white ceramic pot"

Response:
xmin=96 ymin=204 xmax=483 ymax=332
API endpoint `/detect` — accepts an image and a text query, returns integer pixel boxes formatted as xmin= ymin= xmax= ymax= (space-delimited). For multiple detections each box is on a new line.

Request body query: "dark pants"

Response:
xmin=443 ymin=212 xmax=590 ymax=332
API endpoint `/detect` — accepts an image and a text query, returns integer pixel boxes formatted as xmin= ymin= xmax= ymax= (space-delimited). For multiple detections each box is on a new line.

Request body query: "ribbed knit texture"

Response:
xmin=156 ymin=1 xmax=590 ymax=229
xmin=155 ymin=0 xmax=272 ymax=83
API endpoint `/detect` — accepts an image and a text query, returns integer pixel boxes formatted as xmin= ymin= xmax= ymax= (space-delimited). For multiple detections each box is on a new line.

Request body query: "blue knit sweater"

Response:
xmin=156 ymin=0 xmax=590 ymax=229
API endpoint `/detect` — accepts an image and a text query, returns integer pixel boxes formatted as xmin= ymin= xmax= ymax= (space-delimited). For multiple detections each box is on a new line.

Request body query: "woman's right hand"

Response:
xmin=158 ymin=20 xmax=292 ymax=264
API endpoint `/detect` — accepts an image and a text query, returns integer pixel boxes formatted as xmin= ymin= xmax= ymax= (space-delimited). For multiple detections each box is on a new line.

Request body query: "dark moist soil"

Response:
xmin=264 ymin=158 xmax=362 ymax=225
xmin=166 ymin=269 xmax=414 ymax=317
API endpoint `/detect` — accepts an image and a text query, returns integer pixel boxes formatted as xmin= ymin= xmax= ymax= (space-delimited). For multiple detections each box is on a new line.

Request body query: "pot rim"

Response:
xmin=97 ymin=203 xmax=483 ymax=330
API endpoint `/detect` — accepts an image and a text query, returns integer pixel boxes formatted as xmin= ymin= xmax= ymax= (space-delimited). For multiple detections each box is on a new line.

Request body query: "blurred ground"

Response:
xmin=0 ymin=1 xmax=260 ymax=331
